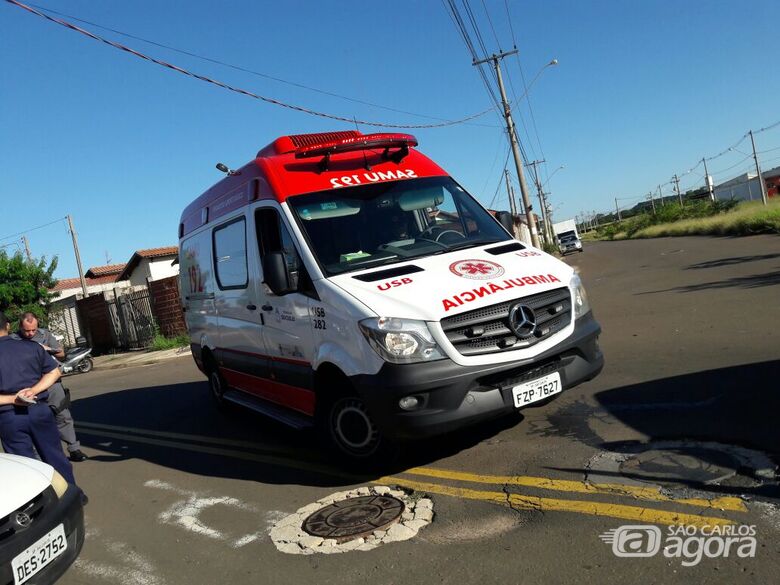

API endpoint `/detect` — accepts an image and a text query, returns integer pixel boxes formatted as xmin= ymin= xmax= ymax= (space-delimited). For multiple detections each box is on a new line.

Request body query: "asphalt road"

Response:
xmin=57 ymin=235 xmax=780 ymax=585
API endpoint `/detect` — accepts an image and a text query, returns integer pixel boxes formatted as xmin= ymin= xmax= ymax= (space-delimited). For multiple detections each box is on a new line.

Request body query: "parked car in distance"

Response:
xmin=0 ymin=454 xmax=84 ymax=585
xmin=558 ymin=233 xmax=583 ymax=255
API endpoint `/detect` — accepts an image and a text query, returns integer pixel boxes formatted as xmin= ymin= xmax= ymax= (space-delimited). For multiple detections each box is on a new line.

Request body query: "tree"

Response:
xmin=0 ymin=250 xmax=59 ymax=323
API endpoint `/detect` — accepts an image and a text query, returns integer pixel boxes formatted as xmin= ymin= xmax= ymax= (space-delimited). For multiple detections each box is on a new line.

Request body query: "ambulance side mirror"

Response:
xmin=264 ymin=252 xmax=295 ymax=296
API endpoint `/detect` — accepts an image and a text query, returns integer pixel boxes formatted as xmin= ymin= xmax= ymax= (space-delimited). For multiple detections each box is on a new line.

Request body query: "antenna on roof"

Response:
xmin=216 ymin=162 xmax=241 ymax=176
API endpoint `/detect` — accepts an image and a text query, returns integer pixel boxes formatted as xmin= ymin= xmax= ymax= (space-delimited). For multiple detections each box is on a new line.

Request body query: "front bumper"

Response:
xmin=0 ymin=485 xmax=85 ymax=585
xmin=352 ymin=312 xmax=603 ymax=440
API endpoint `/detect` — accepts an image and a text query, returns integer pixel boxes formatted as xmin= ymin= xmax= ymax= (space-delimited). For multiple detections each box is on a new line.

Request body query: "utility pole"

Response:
xmin=474 ymin=50 xmax=541 ymax=248
xmin=615 ymin=198 xmax=622 ymax=221
xmin=672 ymin=174 xmax=683 ymax=206
xmin=658 ymin=184 xmax=665 ymax=207
xmin=528 ymin=160 xmax=551 ymax=245
xmin=67 ymin=214 xmax=88 ymax=297
xmin=21 ymin=235 xmax=32 ymax=261
xmin=648 ymin=192 xmax=656 ymax=214
xmin=749 ymin=130 xmax=769 ymax=206
xmin=543 ymin=192 xmax=554 ymax=237
xmin=504 ymin=169 xmax=517 ymax=216
xmin=702 ymin=157 xmax=714 ymax=202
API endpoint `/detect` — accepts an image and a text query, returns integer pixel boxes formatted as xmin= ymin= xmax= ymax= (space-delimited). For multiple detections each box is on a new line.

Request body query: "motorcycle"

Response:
xmin=59 ymin=340 xmax=94 ymax=375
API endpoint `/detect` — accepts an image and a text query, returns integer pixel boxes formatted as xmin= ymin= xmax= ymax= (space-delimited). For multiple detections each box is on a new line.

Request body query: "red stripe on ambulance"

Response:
xmin=442 ymin=274 xmax=562 ymax=312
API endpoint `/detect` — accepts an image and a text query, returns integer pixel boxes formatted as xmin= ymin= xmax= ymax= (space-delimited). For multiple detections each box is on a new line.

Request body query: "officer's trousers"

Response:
xmin=0 ymin=402 xmax=76 ymax=485
xmin=48 ymin=383 xmax=81 ymax=452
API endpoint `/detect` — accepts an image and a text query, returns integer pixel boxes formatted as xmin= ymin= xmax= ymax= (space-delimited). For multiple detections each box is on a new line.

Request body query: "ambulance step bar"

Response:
xmin=223 ymin=389 xmax=314 ymax=430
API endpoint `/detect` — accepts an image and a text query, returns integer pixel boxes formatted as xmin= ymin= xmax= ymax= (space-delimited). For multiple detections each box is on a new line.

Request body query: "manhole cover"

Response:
xmin=302 ymin=495 xmax=404 ymax=542
xmin=619 ymin=447 xmax=742 ymax=487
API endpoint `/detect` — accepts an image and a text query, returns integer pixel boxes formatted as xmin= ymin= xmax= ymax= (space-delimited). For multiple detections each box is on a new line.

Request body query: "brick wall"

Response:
xmin=76 ymin=294 xmax=113 ymax=353
xmin=148 ymin=276 xmax=187 ymax=337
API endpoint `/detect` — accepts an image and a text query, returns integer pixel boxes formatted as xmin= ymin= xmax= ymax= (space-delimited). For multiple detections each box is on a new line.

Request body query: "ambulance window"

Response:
xmin=212 ymin=217 xmax=248 ymax=289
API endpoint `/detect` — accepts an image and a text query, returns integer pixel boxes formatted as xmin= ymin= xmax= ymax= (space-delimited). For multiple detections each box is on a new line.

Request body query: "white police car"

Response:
xmin=0 ymin=454 xmax=84 ymax=585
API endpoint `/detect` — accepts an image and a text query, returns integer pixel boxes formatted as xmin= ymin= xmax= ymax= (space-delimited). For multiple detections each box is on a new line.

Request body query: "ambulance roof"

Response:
xmin=179 ymin=131 xmax=448 ymax=238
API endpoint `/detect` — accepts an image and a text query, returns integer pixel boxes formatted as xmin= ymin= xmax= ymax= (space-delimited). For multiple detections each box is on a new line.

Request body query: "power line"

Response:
xmin=0 ymin=216 xmax=67 ymax=242
xmin=26 ymin=2 xmax=499 ymax=127
xmin=5 ymin=0 xmax=494 ymax=129
xmin=479 ymin=0 xmax=502 ymax=51
xmin=487 ymin=148 xmax=513 ymax=209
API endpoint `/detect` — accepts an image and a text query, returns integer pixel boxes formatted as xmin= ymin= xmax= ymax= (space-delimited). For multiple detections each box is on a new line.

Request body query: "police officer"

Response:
xmin=0 ymin=310 xmax=80 ymax=492
xmin=14 ymin=313 xmax=88 ymax=462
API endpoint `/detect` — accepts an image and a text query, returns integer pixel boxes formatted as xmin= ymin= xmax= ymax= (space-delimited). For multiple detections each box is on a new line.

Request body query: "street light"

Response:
xmin=512 ymin=58 xmax=559 ymax=106
xmin=542 ymin=165 xmax=565 ymax=189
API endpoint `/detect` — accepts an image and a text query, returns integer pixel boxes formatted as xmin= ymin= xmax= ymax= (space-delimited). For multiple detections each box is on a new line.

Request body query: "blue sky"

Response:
xmin=2 ymin=0 xmax=779 ymax=278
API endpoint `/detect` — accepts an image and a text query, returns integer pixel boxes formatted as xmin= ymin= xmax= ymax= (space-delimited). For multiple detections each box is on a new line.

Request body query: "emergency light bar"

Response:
xmin=294 ymin=133 xmax=418 ymax=171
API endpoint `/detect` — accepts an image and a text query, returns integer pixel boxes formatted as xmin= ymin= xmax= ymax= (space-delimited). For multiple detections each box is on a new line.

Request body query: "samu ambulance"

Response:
xmin=178 ymin=131 xmax=603 ymax=460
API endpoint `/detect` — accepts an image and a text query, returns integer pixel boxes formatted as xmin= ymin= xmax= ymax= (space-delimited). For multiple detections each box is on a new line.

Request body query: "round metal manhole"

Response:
xmin=302 ymin=495 xmax=405 ymax=542
xmin=619 ymin=447 xmax=743 ymax=487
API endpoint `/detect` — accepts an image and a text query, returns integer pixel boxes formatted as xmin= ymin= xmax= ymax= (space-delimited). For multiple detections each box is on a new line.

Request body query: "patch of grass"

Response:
xmin=591 ymin=199 xmax=778 ymax=240
xmin=632 ymin=199 xmax=780 ymax=238
xmin=150 ymin=332 xmax=190 ymax=351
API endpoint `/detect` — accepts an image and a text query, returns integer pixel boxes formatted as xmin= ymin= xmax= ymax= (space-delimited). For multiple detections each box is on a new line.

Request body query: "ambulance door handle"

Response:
xmin=261 ymin=304 xmax=273 ymax=312
xmin=246 ymin=304 xmax=257 ymax=311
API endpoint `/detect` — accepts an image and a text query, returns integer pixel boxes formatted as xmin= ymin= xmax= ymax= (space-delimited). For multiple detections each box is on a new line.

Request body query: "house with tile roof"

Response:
xmin=50 ymin=263 xmax=129 ymax=300
xmin=117 ymin=246 xmax=179 ymax=286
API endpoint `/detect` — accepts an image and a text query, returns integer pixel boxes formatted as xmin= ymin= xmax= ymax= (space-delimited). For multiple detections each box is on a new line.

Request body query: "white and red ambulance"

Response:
xmin=178 ymin=131 xmax=603 ymax=460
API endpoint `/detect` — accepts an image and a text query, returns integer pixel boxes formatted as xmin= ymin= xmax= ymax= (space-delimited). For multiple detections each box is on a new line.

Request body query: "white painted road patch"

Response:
xmin=270 ymin=486 xmax=433 ymax=555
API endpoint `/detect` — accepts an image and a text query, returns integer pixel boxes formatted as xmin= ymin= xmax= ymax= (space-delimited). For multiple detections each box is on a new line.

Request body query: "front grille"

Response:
xmin=0 ymin=487 xmax=54 ymax=542
xmin=440 ymin=287 xmax=572 ymax=356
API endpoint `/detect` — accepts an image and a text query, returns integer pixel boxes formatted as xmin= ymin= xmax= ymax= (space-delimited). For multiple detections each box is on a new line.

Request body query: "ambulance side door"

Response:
xmin=211 ymin=213 xmax=271 ymax=383
xmin=253 ymin=204 xmax=317 ymax=416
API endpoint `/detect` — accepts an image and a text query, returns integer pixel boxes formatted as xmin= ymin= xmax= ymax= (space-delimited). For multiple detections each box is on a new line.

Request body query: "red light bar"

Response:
xmin=294 ymin=133 xmax=418 ymax=159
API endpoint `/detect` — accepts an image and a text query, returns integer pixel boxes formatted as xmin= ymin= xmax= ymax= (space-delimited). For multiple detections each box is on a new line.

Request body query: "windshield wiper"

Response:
xmin=431 ymin=238 xmax=505 ymax=254
xmin=329 ymin=255 xmax=399 ymax=275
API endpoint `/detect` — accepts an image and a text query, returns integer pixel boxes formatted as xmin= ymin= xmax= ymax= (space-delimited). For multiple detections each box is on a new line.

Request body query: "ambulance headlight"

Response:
xmin=359 ymin=317 xmax=445 ymax=364
xmin=570 ymin=273 xmax=591 ymax=319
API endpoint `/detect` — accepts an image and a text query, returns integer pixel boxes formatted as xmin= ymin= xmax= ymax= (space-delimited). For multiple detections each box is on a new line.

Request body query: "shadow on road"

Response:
xmin=637 ymin=269 xmax=780 ymax=294
xmin=70 ymin=380 xmax=522 ymax=487
xmin=546 ymin=360 xmax=780 ymax=500
xmin=685 ymin=253 xmax=780 ymax=270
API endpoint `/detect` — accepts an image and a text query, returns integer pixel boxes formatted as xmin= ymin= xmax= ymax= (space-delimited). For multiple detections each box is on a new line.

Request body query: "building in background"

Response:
xmin=714 ymin=165 xmax=780 ymax=202
xmin=116 ymin=246 xmax=179 ymax=286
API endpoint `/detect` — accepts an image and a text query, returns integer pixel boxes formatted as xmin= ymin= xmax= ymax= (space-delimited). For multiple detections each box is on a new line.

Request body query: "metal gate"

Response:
xmin=107 ymin=288 xmax=158 ymax=349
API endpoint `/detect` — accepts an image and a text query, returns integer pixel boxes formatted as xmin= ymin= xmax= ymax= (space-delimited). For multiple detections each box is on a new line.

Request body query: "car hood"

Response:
xmin=328 ymin=243 xmax=574 ymax=321
xmin=0 ymin=454 xmax=53 ymax=516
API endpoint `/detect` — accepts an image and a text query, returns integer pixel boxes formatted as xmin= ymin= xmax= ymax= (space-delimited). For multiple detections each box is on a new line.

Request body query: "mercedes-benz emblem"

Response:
xmin=508 ymin=304 xmax=537 ymax=339
xmin=14 ymin=512 xmax=32 ymax=529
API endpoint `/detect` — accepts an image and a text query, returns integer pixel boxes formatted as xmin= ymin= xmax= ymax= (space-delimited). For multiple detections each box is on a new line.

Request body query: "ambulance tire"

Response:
xmin=205 ymin=357 xmax=228 ymax=409
xmin=320 ymin=393 xmax=398 ymax=467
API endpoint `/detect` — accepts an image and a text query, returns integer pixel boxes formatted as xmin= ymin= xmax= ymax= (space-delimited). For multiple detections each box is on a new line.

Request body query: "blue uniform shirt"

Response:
xmin=0 ymin=336 xmax=58 ymax=410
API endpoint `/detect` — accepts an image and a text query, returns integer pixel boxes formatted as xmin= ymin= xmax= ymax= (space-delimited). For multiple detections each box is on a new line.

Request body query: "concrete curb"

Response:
xmin=93 ymin=347 xmax=191 ymax=370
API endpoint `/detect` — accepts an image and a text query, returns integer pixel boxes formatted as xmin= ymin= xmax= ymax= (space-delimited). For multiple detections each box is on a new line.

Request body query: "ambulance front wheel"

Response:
xmin=206 ymin=360 xmax=228 ymax=407
xmin=325 ymin=395 xmax=397 ymax=463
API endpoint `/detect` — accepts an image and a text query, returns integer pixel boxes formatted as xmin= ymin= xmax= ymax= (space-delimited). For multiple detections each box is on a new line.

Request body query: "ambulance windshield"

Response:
xmin=288 ymin=177 xmax=511 ymax=276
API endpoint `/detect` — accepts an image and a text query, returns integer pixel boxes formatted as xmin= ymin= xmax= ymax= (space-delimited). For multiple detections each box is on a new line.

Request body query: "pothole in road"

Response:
xmin=270 ymin=486 xmax=433 ymax=555
xmin=586 ymin=440 xmax=777 ymax=496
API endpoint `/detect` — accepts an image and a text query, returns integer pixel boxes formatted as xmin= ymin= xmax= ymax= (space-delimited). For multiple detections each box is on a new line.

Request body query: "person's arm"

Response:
xmin=42 ymin=330 xmax=65 ymax=360
xmin=0 ymin=394 xmax=18 ymax=405
xmin=16 ymin=368 xmax=61 ymax=400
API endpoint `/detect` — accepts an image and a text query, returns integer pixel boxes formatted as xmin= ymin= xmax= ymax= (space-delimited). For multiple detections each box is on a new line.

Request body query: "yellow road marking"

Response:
xmin=380 ymin=476 xmax=735 ymax=528
xmin=77 ymin=424 xmax=746 ymax=526
xmin=404 ymin=467 xmax=747 ymax=512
